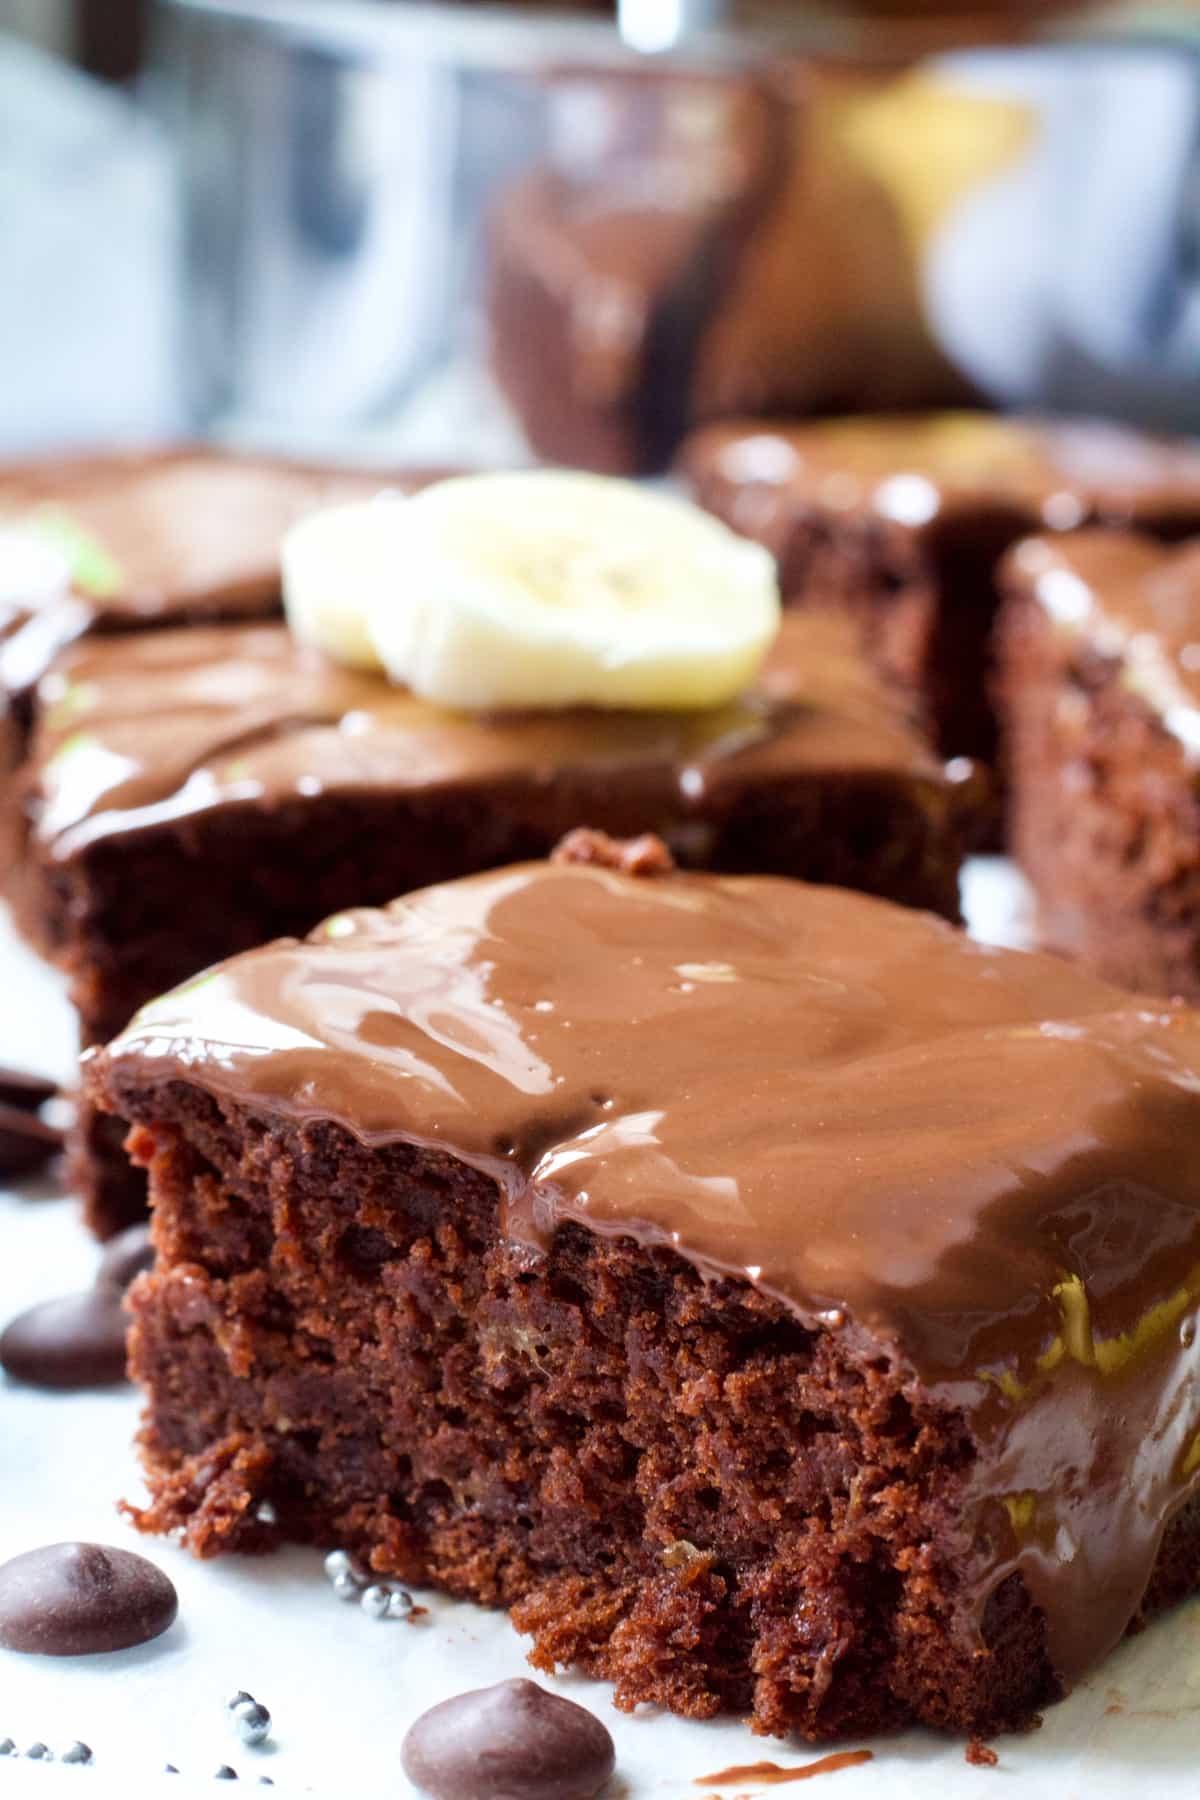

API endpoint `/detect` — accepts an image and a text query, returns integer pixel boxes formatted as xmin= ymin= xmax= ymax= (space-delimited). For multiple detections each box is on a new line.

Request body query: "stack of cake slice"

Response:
xmin=3 ymin=461 xmax=981 ymax=1236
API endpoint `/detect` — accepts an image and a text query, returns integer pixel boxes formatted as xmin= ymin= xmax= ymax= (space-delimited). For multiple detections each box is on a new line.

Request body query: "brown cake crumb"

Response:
xmin=965 ymin=1740 xmax=999 ymax=1767
xmin=551 ymin=829 xmax=676 ymax=875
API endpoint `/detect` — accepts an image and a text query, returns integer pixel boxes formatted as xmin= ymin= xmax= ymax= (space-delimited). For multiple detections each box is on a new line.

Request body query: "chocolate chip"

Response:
xmin=0 ymin=1289 xmax=128 ymax=1388
xmin=95 ymin=1222 xmax=155 ymax=1294
xmin=0 ymin=1065 xmax=58 ymax=1111
xmin=402 ymin=1678 xmax=615 ymax=1800
xmin=0 ymin=1543 xmax=177 ymax=1655
xmin=0 ymin=1102 xmax=63 ymax=1176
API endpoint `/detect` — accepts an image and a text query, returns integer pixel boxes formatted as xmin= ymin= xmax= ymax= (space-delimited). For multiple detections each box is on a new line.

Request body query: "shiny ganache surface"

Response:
xmin=95 ymin=860 xmax=1200 ymax=1689
xmin=29 ymin=610 xmax=953 ymax=860
xmin=684 ymin=412 xmax=1200 ymax=530
xmin=0 ymin=451 xmax=436 ymax=700
xmin=1007 ymin=527 xmax=1200 ymax=751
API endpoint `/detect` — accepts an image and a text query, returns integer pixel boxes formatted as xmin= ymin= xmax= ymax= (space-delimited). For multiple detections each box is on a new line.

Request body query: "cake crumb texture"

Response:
xmin=110 ymin=1093 xmax=1200 ymax=1741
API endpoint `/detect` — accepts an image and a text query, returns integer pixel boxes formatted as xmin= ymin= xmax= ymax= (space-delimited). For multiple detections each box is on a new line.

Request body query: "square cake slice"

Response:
xmin=681 ymin=413 xmax=1200 ymax=771
xmin=89 ymin=845 xmax=1200 ymax=1741
xmin=0 ymin=448 xmax=439 ymax=741
xmin=0 ymin=450 xmax=441 ymax=880
xmin=23 ymin=609 xmax=977 ymax=1239
xmin=998 ymin=528 xmax=1200 ymax=1000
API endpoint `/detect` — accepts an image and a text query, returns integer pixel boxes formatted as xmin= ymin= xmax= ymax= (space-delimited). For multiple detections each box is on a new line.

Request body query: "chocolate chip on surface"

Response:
xmin=95 ymin=1221 xmax=155 ymax=1293
xmin=0 ymin=1289 xmax=129 ymax=1388
xmin=0 ymin=1102 xmax=64 ymax=1176
xmin=0 ymin=1065 xmax=58 ymax=1111
xmin=402 ymin=1678 xmax=615 ymax=1800
xmin=0 ymin=1543 xmax=178 ymax=1655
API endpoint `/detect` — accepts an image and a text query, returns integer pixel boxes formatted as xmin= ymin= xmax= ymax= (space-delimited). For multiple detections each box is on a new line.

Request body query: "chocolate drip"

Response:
xmin=93 ymin=860 xmax=1200 ymax=1695
xmin=694 ymin=1751 xmax=873 ymax=1786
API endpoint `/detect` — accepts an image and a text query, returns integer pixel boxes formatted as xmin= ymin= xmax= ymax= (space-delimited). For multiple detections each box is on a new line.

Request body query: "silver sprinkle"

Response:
xmin=231 ymin=1701 xmax=271 ymax=1747
xmin=332 ymin=1569 xmax=362 ymax=1602
xmin=255 ymin=1500 xmax=277 ymax=1524
xmin=360 ymin=1584 xmax=391 ymax=1620
xmin=165 ymin=1765 xmax=180 ymax=1775
xmin=215 ymin=1767 xmax=239 ymax=1780
xmin=258 ymin=1780 xmax=274 ymax=1788
xmin=225 ymin=1690 xmax=255 ymax=1713
xmin=386 ymin=1587 xmax=415 ymax=1620
xmin=0 ymin=1740 xmax=13 ymax=1756
xmin=25 ymin=1743 xmax=51 ymax=1760
xmin=323 ymin=1549 xmax=354 ymax=1582
xmin=61 ymin=1742 xmax=93 ymax=1766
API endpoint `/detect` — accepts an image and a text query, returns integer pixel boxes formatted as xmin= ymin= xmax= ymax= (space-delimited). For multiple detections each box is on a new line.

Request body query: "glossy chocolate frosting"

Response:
xmin=0 ymin=451 xmax=438 ymax=702
xmin=95 ymin=857 xmax=1200 ymax=1694
xmin=1008 ymin=528 xmax=1200 ymax=751
xmin=28 ymin=610 xmax=961 ymax=862
xmin=684 ymin=412 xmax=1200 ymax=534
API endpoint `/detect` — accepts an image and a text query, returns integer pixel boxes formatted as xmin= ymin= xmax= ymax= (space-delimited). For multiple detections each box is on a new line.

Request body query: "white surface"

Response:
xmin=3 ymin=870 xmax=1200 ymax=1800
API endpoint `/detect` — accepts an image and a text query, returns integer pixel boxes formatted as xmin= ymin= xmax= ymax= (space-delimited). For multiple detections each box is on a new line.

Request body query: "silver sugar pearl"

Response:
xmin=225 ymin=1690 xmax=255 ymax=1713
xmin=61 ymin=1742 xmax=93 ymax=1766
xmin=231 ymin=1700 xmax=271 ymax=1747
xmin=258 ymin=1780 xmax=274 ymax=1788
xmin=323 ymin=1549 xmax=354 ymax=1582
xmin=360 ymin=1584 xmax=391 ymax=1620
xmin=0 ymin=1739 xmax=13 ymax=1756
xmin=25 ymin=1743 xmax=51 ymax=1760
xmin=215 ymin=1766 xmax=239 ymax=1780
xmin=332 ymin=1569 xmax=362 ymax=1602
xmin=386 ymin=1587 xmax=415 ymax=1620
xmin=255 ymin=1501 xmax=277 ymax=1525
xmin=165 ymin=1765 xmax=180 ymax=1775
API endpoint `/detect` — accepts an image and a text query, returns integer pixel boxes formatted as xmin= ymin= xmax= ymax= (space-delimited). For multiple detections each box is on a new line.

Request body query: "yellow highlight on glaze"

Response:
xmin=1002 ymin=1492 xmax=1037 ymax=1536
xmin=980 ymin=1267 xmax=1200 ymax=1403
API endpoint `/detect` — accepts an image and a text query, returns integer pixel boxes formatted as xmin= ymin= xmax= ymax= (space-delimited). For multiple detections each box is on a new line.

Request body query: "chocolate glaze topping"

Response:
xmin=1007 ymin=528 xmax=1200 ymax=749
xmin=94 ymin=860 xmax=1200 ymax=1694
xmin=0 ymin=452 xmax=438 ymax=701
xmin=686 ymin=413 xmax=1200 ymax=531
xmin=29 ymin=611 xmax=958 ymax=861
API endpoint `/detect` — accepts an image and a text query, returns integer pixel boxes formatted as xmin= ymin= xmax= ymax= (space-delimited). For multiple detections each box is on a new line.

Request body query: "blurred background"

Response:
xmin=0 ymin=0 xmax=1198 ymax=468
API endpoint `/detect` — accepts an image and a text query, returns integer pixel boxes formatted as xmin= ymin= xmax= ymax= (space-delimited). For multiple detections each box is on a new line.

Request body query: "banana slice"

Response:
xmin=366 ymin=471 xmax=780 ymax=711
xmin=282 ymin=494 xmax=407 ymax=670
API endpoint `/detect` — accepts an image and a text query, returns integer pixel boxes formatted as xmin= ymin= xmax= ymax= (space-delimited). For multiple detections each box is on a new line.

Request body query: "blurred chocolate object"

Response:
xmin=487 ymin=36 xmax=1200 ymax=469
xmin=487 ymin=66 xmax=975 ymax=473
xmin=163 ymin=1 xmax=1200 ymax=466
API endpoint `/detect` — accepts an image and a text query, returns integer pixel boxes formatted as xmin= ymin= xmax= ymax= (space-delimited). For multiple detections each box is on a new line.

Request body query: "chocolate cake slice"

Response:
xmin=998 ymin=527 xmax=1200 ymax=1000
xmin=88 ymin=843 xmax=1200 ymax=1740
xmin=21 ymin=610 xmax=978 ymax=1238
xmin=0 ymin=448 xmax=439 ymax=741
xmin=682 ymin=413 xmax=1200 ymax=770
xmin=486 ymin=70 xmax=967 ymax=477
xmin=0 ymin=450 xmax=441 ymax=886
